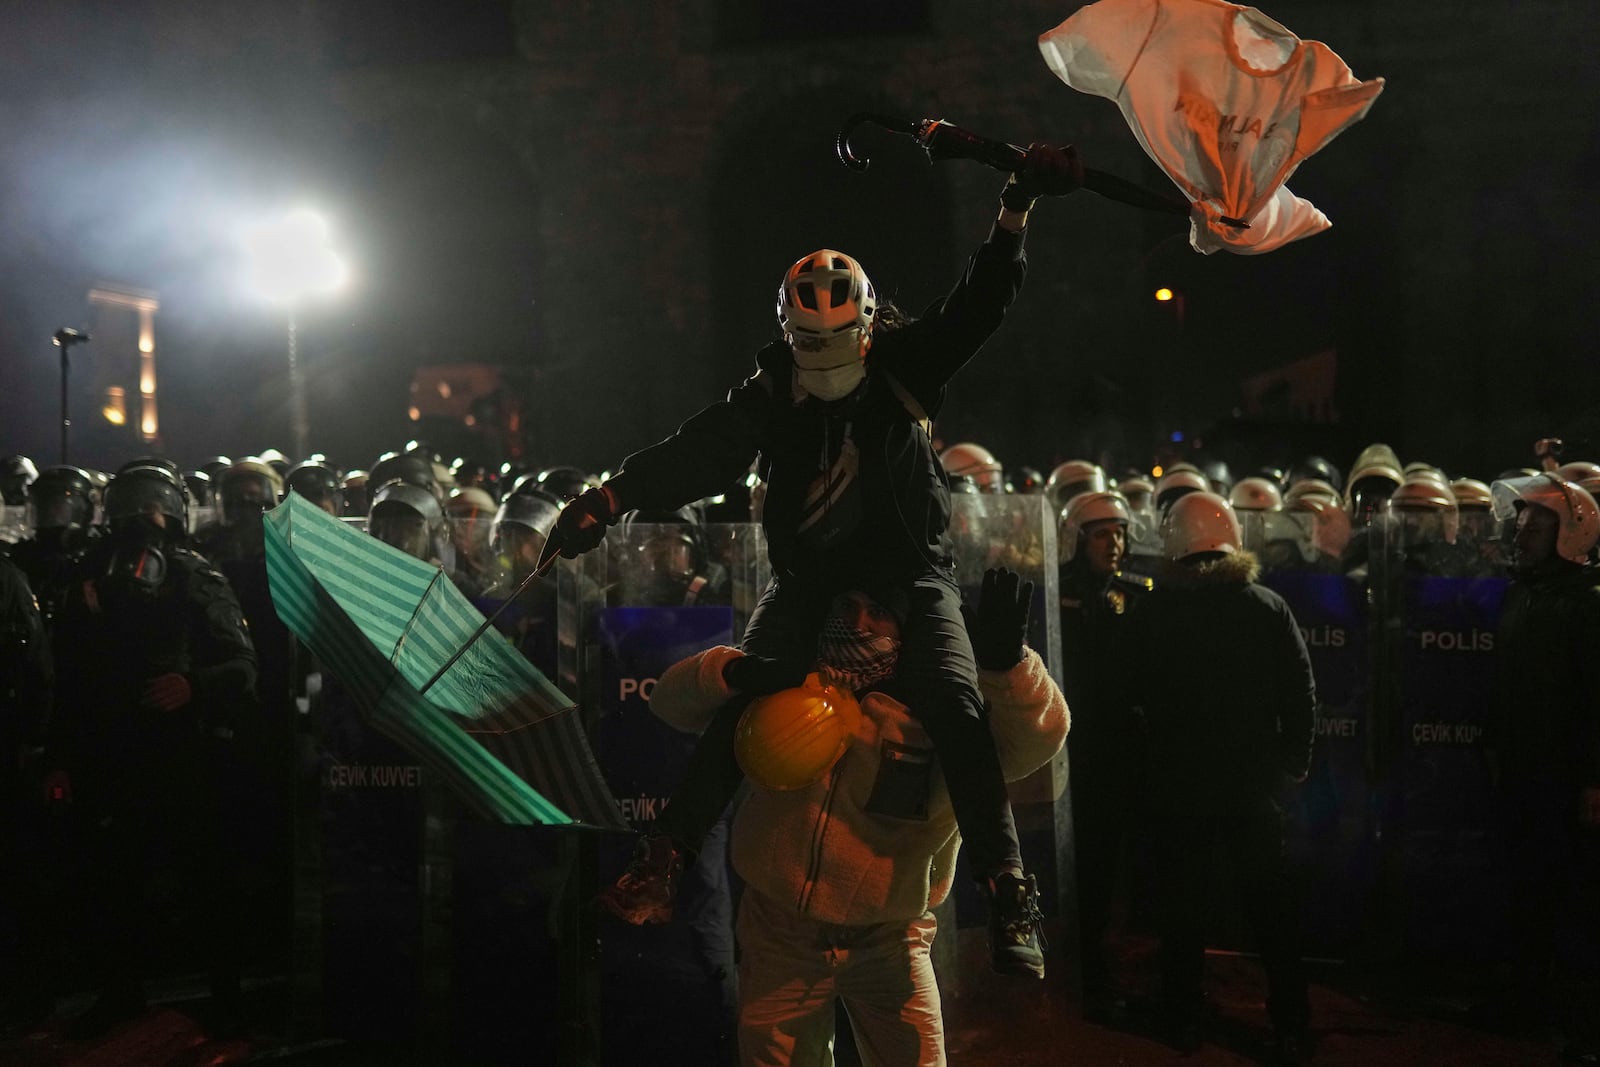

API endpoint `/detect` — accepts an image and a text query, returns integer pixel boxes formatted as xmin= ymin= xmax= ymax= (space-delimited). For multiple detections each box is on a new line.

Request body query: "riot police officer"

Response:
xmin=0 ymin=455 xmax=38 ymax=508
xmin=286 ymin=459 xmax=344 ymax=517
xmin=1482 ymin=474 xmax=1600 ymax=1056
xmin=615 ymin=506 xmax=731 ymax=608
xmin=1057 ymin=489 xmax=1150 ymax=1020
xmin=7 ymin=466 xmax=99 ymax=632
xmin=369 ymin=479 xmax=447 ymax=564
xmin=193 ymin=458 xmax=283 ymax=565
xmin=47 ymin=463 xmax=256 ymax=1037
xmin=0 ymin=556 xmax=52 ymax=1033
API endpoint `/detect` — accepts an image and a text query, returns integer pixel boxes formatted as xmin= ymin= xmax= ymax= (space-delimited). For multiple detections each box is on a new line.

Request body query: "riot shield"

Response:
xmin=1369 ymin=502 xmax=1511 ymax=962
xmin=0 ymin=504 xmax=26 ymax=544
xmin=553 ymin=522 xmax=766 ymax=1066
xmin=946 ymin=493 xmax=1075 ymax=991
xmin=1253 ymin=520 xmax=1377 ymax=954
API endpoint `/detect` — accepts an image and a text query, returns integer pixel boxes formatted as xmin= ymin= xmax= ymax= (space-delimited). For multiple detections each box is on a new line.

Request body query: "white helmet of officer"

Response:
xmin=1060 ymin=490 xmax=1132 ymax=563
xmin=1044 ymin=460 xmax=1107 ymax=513
xmin=1284 ymin=478 xmax=1340 ymax=509
xmin=1289 ymin=495 xmax=1352 ymax=559
xmin=1161 ymin=491 xmax=1241 ymax=560
xmin=940 ymin=442 xmax=1006 ymax=494
xmin=1491 ymin=473 xmax=1600 ymax=565
xmin=1154 ymin=467 xmax=1210 ymax=514
xmin=1229 ymin=476 xmax=1284 ymax=512
xmin=1389 ymin=475 xmax=1459 ymax=545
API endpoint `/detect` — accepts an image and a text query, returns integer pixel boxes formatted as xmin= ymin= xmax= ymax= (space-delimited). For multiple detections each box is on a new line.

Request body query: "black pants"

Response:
xmin=1069 ymin=735 xmax=1141 ymax=998
xmin=656 ymin=573 xmax=1022 ymax=882
xmin=76 ymin=747 xmax=242 ymax=1007
xmin=1150 ymin=800 xmax=1308 ymax=1034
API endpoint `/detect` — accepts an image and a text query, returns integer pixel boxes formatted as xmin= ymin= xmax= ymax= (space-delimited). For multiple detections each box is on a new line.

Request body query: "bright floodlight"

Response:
xmin=1154 ymin=287 xmax=1174 ymax=302
xmin=244 ymin=209 xmax=348 ymax=304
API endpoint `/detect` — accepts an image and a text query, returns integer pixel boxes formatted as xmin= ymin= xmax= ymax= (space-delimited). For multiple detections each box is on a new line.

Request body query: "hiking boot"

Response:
xmin=598 ymin=835 xmax=685 ymax=925
xmin=987 ymin=871 xmax=1046 ymax=979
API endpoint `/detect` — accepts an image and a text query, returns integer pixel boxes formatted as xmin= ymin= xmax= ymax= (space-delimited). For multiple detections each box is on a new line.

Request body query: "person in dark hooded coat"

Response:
xmin=1121 ymin=492 xmax=1316 ymax=1063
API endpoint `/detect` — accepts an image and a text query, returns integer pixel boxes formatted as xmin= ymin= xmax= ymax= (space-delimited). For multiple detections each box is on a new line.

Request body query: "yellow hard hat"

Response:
xmin=735 ymin=677 xmax=862 ymax=791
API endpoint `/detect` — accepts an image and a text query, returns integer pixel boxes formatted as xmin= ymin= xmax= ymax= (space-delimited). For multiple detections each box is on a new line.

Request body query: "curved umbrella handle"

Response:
xmin=836 ymin=112 xmax=923 ymax=172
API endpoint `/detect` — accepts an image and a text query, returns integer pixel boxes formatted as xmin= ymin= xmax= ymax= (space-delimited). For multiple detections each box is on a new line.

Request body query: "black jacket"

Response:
xmin=608 ymin=224 xmax=1026 ymax=585
xmin=49 ymin=541 xmax=257 ymax=782
xmin=1488 ymin=562 xmax=1600 ymax=794
xmin=1122 ymin=551 xmax=1317 ymax=813
xmin=1059 ymin=559 xmax=1148 ymax=759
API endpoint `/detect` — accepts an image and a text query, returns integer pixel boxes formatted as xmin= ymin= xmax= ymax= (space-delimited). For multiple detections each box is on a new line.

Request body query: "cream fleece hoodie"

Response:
xmin=650 ymin=645 xmax=1069 ymax=926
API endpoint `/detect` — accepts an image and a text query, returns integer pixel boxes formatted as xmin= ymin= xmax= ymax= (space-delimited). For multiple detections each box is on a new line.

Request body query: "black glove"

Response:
xmin=550 ymin=485 xmax=622 ymax=559
xmin=722 ymin=654 xmax=805 ymax=696
xmin=1001 ymin=142 xmax=1084 ymax=212
xmin=961 ymin=567 xmax=1033 ymax=671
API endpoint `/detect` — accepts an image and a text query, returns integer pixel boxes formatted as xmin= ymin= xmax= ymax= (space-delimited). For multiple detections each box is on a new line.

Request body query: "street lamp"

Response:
xmin=244 ymin=209 xmax=348 ymax=460
xmin=51 ymin=327 xmax=92 ymax=463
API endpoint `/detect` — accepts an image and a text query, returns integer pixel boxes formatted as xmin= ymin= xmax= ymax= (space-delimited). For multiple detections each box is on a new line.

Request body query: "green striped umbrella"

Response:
xmin=265 ymin=491 xmax=626 ymax=829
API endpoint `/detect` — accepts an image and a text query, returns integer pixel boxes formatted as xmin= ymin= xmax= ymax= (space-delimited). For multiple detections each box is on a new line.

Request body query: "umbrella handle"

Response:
xmin=419 ymin=551 xmax=560 ymax=695
xmin=836 ymin=112 xmax=923 ymax=172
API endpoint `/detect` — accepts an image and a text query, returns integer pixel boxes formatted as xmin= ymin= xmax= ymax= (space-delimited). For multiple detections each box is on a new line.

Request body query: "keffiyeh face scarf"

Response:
xmin=815 ymin=616 xmax=902 ymax=694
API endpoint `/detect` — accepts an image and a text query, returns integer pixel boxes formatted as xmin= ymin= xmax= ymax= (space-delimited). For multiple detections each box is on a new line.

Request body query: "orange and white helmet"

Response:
xmin=1491 ymin=473 xmax=1600 ymax=564
xmin=1229 ymin=476 xmax=1284 ymax=512
xmin=940 ymin=442 xmax=1006 ymax=493
xmin=1060 ymin=490 xmax=1131 ymax=562
xmin=777 ymin=249 xmax=876 ymax=339
xmin=1161 ymin=491 xmax=1241 ymax=559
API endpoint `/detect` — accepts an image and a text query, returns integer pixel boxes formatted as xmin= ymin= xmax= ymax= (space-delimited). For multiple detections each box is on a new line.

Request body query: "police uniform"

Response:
xmin=49 ymin=539 xmax=256 ymax=1018
xmin=1059 ymin=560 xmax=1150 ymax=1008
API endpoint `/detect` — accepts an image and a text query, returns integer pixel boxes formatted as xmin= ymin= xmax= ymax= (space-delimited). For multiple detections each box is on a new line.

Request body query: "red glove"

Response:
xmin=43 ymin=769 xmax=72 ymax=805
xmin=142 ymin=672 xmax=193 ymax=711
xmin=1002 ymin=142 xmax=1084 ymax=212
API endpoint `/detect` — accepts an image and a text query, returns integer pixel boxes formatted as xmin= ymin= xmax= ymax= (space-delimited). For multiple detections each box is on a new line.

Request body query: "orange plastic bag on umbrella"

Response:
xmin=1039 ymin=0 xmax=1384 ymax=254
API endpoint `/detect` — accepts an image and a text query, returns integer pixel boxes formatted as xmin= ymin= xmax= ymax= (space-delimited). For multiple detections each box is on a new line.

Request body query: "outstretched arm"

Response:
xmin=548 ymin=353 xmax=777 ymax=559
xmin=878 ymin=143 xmax=1082 ymax=410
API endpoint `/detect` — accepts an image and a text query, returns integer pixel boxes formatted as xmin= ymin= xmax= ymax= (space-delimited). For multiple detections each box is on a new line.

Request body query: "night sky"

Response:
xmin=1 ymin=1 xmax=1596 ymax=481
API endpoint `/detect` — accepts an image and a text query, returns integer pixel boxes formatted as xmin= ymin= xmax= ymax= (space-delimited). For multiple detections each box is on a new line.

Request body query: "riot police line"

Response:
xmin=1 ymin=441 xmax=1596 ymax=1060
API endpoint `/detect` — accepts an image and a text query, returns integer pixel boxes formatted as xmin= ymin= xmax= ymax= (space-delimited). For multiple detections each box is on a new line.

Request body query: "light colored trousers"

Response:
xmin=736 ymin=888 xmax=946 ymax=1067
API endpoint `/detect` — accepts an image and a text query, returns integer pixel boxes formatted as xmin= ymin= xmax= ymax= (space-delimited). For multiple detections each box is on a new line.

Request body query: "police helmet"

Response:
xmin=28 ymin=465 xmax=96 ymax=531
xmin=1060 ymin=490 xmax=1132 ymax=563
xmin=1491 ymin=473 xmax=1600 ymax=565
xmin=1 ymin=454 xmax=39 ymax=505
xmin=1161 ymin=491 xmax=1241 ymax=560
xmin=286 ymin=460 xmax=343 ymax=513
xmin=536 ymin=466 xmax=594 ymax=502
xmin=939 ymin=443 xmax=1005 ymax=494
xmin=105 ymin=463 xmax=187 ymax=532
xmin=1044 ymin=460 xmax=1108 ymax=512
